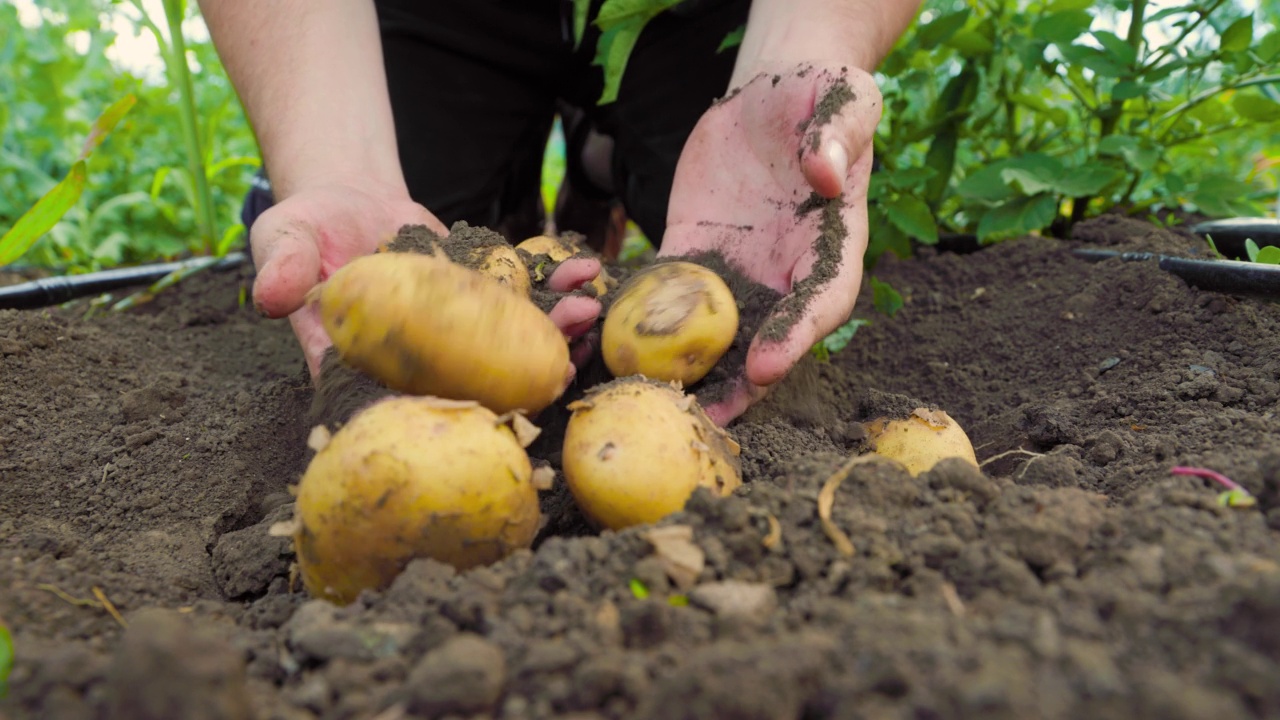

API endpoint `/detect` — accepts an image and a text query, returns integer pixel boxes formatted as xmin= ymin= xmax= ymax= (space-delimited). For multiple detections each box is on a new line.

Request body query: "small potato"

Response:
xmin=315 ymin=252 xmax=572 ymax=414
xmin=516 ymin=234 xmax=577 ymax=263
xmin=601 ymin=261 xmax=738 ymax=385
xmin=562 ymin=377 xmax=741 ymax=530
xmin=293 ymin=396 xmax=542 ymax=605
xmin=516 ymin=234 xmax=613 ymax=297
xmin=471 ymin=244 xmax=531 ymax=297
xmin=864 ymin=408 xmax=979 ymax=476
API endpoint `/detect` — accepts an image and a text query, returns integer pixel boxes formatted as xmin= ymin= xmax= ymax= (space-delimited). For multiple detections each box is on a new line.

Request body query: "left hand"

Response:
xmin=660 ymin=62 xmax=884 ymax=426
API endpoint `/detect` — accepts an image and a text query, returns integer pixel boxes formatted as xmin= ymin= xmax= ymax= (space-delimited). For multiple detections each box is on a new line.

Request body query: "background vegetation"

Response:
xmin=1 ymin=0 xmax=1277 ymax=276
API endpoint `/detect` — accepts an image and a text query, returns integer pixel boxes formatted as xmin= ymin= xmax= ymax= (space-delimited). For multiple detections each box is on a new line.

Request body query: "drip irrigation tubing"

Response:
xmin=0 ymin=252 xmax=247 ymax=310
xmin=1071 ymin=249 xmax=1280 ymax=300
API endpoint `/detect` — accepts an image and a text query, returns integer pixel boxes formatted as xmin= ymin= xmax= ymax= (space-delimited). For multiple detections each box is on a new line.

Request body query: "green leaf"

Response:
xmin=1054 ymin=165 xmax=1126 ymax=196
xmin=716 ymin=24 xmax=745 ymax=53
xmin=1246 ymin=238 xmax=1260 ymax=261
xmin=1092 ymin=30 xmax=1137 ymax=68
xmin=886 ymin=166 xmax=938 ymax=190
xmin=1097 ymin=134 xmax=1161 ymax=172
xmin=1147 ymin=4 xmax=1195 ymax=23
xmin=1258 ymin=29 xmax=1280 ymax=61
xmin=957 ymin=164 xmax=1019 ymax=203
xmin=591 ymin=0 xmax=684 ymax=104
xmin=1255 ymin=246 xmax=1280 ymax=265
xmin=0 ymin=620 xmax=11 ymax=699
xmin=1033 ymin=10 xmax=1093 ymax=44
xmin=78 ymin=94 xmax=136 ymax=162
xmin=976 ymin=193 xmax=1059 ymax=242
xmin=1190 ymin=174 xmax=1261 ymax=218
xmin=916 ymin=9 xmax=970 ymax=46
xmin=629 ymin=578 xmax=650 ymax=599
xmin=884 ymin=194 xmax=939 ymax=244
xmin=1232 ymin=91 xmax=1280 ymax=122
xmin=572 ymin=0 xmax=591 ymax=48
xmin=1000 ymin=167 xmax=1057 ymax=195
xmin=0 ymin=160 xmax=88 ymax=266
xmin=1058 ymin=43 xmax=1129 ymax=77
xmin=817 ymin=317 xmax=871 ymax=358
xmin=870 ymin=277 xmax=904 ymax=317
xmin=1219 ymin=15 xmax=1254 ymax=53
xmin=1111 ymin=79 xmax=1147 ymax=100
xmin=1046 ymin=0 xmax=1094 ymax=10
xmin=946 ymin=29 xmax=995 ymax=56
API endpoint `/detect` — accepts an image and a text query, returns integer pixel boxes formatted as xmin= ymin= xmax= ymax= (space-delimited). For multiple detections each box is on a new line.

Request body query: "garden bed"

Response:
xmin=2 ymin=214 xmax=1278 ymax=720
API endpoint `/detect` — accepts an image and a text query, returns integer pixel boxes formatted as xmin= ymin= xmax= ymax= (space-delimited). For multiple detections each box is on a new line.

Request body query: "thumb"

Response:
xmin=745 ymin=200 xmax=867 ymax=387
xmin=798 ymin=69 xmax=882 ymax=199
xmin=249 ymin=206 xmax=323 ymax=319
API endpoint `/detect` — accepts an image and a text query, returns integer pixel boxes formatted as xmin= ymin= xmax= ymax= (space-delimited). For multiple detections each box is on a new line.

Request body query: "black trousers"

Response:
xmin=244 ymin=0 xmax=750 ymax=248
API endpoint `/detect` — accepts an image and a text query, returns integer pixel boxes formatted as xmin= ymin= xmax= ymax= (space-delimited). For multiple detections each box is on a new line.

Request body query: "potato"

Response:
xmin=293 ymin=396 xmax=542 ymax=605
xmin=470 ymin=244 xmax=531 ymax=297
xmin=562 ymin=377 xmax=741 ymax=530
xmin=516 ymin=234 xmax=577 ymax=263
xmin=517 ymin=234 xmax=613 ymax=297
xmin=601 ymin=261 xmax=738 ymax=385
xmin=314 ymin=251 xmax=572 ymax=414
xmin=864 ymin=408 xmax=979 ymax=476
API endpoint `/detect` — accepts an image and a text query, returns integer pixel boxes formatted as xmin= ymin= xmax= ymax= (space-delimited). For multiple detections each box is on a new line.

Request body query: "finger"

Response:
xmin=547 ymin=257 xmax=603 ymax=293
xmin=746 ymin=200 xmax=868 ymax=387
xmin=288 ymin=305 xmax=332 ymax=381
xmin=798 ymin=70 xmax=883 ymax=199
xmin=250 ymin=207 xmax=323 ymax=318
xmin=701 ymin=380 xmax=769 ymax=427
xmin=548 ymin=295 xmax=602 ymax=340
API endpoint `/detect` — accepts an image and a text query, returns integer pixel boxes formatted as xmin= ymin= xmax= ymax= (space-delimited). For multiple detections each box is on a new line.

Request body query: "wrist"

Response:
xmin=728 ymin=0 xmax=920 ymax=88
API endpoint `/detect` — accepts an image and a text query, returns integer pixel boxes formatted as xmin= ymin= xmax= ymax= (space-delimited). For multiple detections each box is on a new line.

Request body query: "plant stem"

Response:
xmin=1156 ymin=73 xmax=1280 ymax=126
xmin=162 ymin=0 xmax=218 ymax=255
xmin=1141 ymin=0 xmax=1227 ymax=71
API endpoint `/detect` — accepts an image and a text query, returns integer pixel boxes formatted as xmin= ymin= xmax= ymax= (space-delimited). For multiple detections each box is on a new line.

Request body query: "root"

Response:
xmin=38 ymin=584 xmax=128 ymax=628
xmin=817 ymin=454 xmax=882 ymax=557
xmin=762 ymin=514 xmax=783 ymax=549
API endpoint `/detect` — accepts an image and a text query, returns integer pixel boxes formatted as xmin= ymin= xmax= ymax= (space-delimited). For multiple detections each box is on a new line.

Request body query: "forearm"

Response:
xmin=197 ymin=0 xmax=406 ymax=200
xmin=730 ymin=0 xmax=921 ymax=87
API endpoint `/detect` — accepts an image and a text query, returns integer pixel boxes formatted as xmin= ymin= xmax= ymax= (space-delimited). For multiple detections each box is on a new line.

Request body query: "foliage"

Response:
xmin=870 ymin=0 xmax=1280 ymax=261
xmin=0 ymin=0 xmax=257 ymax=272
xmin=0 ymin=619 xmax=11 ymax=699
xmin=1245 ymin=237 xmax=1280 ymax=263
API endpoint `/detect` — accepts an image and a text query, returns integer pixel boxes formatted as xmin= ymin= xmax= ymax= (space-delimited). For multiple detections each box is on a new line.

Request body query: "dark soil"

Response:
xmin=3 ymin=216 xmax=1279 ymax=720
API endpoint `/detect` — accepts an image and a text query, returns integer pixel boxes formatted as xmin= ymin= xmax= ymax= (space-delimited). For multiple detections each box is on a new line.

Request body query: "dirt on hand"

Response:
xmin=3 ymin=215 xmax=1280 ymax=720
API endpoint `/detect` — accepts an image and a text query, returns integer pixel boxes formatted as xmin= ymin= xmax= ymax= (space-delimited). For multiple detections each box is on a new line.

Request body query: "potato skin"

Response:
xmin=294 ymin=396 xmax=541 ymax=605
xmin=601 ymin=261 xmax=738 ymax=385
xmin=864 ymin=408 xmax=979 ymax=476
xmin=516 ymin=234 xmax=614 ymax=297
xmin=471 ymin=244 xmax=531 ymax=296
xmin=562 ymin=378 xmax=741 ymax=530
xmin=316 ymin=251 xmax=572 ymax=414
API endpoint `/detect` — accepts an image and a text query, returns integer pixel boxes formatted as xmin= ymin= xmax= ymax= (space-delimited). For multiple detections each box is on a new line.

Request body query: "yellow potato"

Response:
xmin=562 ymin=377 xmax=741 ymax=530
xmin=517 ymin=234 xmax=614 ymax=298
xmin=864 ymin=408 xmax=979 ymax=476
xmin=293 ymin=396 xmax=542 ymax=605
xmin=314 ymin=251 xmax=572 ymax=414
xmin=516 ymin=234 xmax=576 ymax=263
xmin=601 ymin=261 xmax=738 ymax=385
xmin=470 ymin=244 xmax=531 ymax=297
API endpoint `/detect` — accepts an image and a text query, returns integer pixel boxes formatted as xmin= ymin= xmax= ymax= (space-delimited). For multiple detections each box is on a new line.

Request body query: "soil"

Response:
xmin=3 ymin=215 xmax=1280 ymax=720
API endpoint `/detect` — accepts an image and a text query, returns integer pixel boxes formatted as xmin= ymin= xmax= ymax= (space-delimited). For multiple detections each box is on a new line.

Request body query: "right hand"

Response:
xmin=250 ymin=182 xmax=604 ymax=379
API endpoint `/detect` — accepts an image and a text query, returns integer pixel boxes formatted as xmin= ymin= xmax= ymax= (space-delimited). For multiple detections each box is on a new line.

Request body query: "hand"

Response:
xmin=250 ymin=182 xmax=604 ymax=378
xmin=660 ymin=62 xmax=882 ymax=425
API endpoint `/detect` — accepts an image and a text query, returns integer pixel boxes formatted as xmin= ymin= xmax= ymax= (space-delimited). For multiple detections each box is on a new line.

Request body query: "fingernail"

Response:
xmin=826 ymin=142 xmax=849 ymax=181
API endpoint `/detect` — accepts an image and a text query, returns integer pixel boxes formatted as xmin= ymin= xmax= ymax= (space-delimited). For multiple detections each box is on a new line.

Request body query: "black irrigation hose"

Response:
xmin=1071 ymin=249 xmax=1280 ymax=300
xmin=0 ymin=252 xmax=248 ymax=310
xmin=1191 ymin=218 xmax=1280 ymax=260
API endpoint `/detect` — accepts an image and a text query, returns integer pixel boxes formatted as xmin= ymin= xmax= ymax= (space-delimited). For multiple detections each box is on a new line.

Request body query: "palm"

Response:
xmin=660 ymin=64 xmax=881 ymax=424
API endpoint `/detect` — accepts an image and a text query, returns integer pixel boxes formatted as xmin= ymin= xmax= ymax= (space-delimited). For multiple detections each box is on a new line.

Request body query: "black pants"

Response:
xmin=243 ymin=0 xmax=750 ymax=248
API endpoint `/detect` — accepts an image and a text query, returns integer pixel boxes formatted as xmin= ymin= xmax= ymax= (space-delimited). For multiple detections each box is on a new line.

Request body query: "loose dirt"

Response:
xmin=2 ymin=214 xmax=1278 ymax=720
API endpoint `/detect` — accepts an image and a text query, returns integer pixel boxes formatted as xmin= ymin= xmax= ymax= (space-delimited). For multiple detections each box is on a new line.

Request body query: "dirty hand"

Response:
xmin=250 ymin=183 xmax=603 ymax=378
xmin=660 ymin=63 xmax=882 ymax=426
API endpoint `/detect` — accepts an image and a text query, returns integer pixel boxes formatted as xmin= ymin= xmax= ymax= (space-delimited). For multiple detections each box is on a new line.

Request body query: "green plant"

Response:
xmin=1245 ymin=237 xmax=1280 ymax=264
xmin=0 ymin=618 xmax=12 ymax=699
xmin=0 ymin=0 xmax=256 ymax=272
xmin=871 ymin=0 xmax=1280 ymax=256
xmin=0 ymin=95 xmax=135 ymax=266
